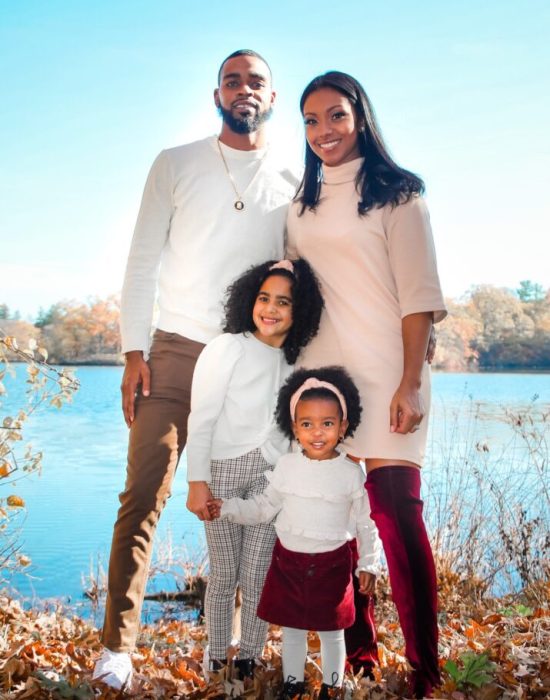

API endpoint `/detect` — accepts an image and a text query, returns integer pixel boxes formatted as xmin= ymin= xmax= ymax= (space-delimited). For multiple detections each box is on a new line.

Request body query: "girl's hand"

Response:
xmin=186 ymin=481 xmax=214 ymax=521
xmin=358 ymin=571 xmax=376 ymax=595
xmin=389 ymin=380 xmax=425 ymax=434
xmin=207 ymin=499 xmax=223 ymax=519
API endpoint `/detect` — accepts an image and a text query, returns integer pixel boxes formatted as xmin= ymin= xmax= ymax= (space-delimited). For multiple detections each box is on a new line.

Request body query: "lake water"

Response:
xmin=2 ymin=366 xmax=549 ymax=618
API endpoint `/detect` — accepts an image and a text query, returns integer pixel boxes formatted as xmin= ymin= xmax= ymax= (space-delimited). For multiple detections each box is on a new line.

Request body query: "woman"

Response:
xmin=287 ymin=71 xmax=446 ymax=698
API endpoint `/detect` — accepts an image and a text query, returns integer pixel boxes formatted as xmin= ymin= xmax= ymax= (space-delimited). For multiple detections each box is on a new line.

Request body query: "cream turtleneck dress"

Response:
xmin=287 ymin=157 xmax=446 ymax=465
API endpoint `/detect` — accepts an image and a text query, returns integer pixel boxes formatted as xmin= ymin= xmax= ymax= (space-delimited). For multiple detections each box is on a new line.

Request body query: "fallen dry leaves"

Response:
xmin=0 ymin=572 xmax=548 ymax=699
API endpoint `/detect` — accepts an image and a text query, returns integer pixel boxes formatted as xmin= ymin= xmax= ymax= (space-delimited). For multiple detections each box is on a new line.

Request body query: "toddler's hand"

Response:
xmin=207 ymin=498 xmax=223 ymax=519
xmin=358 ymin=571 xmax=376 ymax=595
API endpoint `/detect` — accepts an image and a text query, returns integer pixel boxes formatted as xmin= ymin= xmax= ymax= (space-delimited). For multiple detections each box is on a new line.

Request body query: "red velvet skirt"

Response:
xmin=257 ymin=539 xmax=355 ymax=631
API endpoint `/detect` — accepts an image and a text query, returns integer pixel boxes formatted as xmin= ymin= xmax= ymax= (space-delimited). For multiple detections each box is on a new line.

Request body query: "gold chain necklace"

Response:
xmin=216 ymin=137 xmax=268 ymax=211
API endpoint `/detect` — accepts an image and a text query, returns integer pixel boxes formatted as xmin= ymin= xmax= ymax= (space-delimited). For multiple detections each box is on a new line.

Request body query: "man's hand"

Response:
xmin=187 ymin=481 xmax=214 ymax=521
xmin=121 ymin=351 xmax=150 ymax=427
xmin=358 ymin=571 xmax=376 ymax=595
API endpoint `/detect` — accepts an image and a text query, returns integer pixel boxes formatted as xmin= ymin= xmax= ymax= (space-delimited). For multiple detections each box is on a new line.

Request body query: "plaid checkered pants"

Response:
xmin=205 ymin=448 xmax=276 ymax=659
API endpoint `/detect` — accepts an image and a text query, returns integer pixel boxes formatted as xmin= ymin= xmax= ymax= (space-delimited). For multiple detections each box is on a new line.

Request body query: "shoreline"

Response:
xmin=5 ymin=358 xmax=550 ymax=373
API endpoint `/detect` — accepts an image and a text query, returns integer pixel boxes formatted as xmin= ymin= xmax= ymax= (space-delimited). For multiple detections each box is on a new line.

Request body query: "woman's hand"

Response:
xmin=389 ymin=312 xmax=431 ymax=434
xmin=186 ymin=481 xmax=214 ymax=521
xmin=207 ymin=499 xmax=223 ymax=519
xmin=390 ymin=379 xmax=425 ymax=434
xmin=358 ymin=571 xmax=376 ymax=595
xmin=121 ymin=351 xmax=150 ymax=427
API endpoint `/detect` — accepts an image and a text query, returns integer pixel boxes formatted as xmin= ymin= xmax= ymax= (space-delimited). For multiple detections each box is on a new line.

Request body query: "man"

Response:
xmin=93 ymin=49 xmax=297 ymax=689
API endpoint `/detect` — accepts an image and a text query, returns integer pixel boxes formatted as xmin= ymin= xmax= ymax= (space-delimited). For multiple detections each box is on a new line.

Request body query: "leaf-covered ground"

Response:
xmin=1 ymin=573 xmax=548 ymax=699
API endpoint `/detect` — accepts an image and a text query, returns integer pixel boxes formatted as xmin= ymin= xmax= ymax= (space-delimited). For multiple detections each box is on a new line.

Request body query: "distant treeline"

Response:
xmin=1 ymin=281 xmax=549 ymax=370
xmin=435 ymin=281 xmax=550 ymax=371
xmin=0 ymin=297 xmax=121 ymax=365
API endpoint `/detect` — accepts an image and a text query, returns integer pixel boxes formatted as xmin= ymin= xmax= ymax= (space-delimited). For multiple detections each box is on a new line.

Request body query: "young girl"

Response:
xmin=207 ymin=367 xmax=382 ymax=700
xmin=186 ymin=259 xmax=323 ymax=681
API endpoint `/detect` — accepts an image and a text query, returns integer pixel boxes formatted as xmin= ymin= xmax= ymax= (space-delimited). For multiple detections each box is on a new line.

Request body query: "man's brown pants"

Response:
xmin=102 ymin=330 xmax=204 ymax=652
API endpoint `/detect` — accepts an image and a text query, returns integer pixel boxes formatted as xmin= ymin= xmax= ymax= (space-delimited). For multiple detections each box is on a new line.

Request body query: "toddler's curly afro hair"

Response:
xmin=275 ymin=366 xmax=362 ymax=441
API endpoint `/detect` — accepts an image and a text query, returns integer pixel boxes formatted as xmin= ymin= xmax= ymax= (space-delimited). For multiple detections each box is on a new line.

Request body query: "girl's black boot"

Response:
xmin=234 ymin=657 xmax=255 ymax=680
xmin=318 ymin=681 xmax=344 ymax=699
xmin=280 ymin=676 xmax=306 ymax=699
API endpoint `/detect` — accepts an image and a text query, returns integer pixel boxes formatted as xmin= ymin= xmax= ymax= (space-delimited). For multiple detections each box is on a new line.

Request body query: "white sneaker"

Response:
xmin=92 ymin=648 xmax=133 ymax=690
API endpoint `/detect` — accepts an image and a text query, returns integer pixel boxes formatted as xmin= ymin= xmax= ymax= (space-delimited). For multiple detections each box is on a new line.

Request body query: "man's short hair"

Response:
xmin=217 ymin=49 xmax=272 ymax=85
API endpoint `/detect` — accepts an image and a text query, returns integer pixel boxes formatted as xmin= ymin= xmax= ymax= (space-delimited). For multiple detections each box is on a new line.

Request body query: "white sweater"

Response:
xmin=121 ymin=136 xmax=297 ymax=353
xmin=186 ymin=333 xmax=292 ymax=482
xmin=221 ymin=451 xmax=382 ymax=575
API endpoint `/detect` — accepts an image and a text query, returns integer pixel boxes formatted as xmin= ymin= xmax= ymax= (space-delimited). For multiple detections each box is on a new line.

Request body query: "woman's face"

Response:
xmin=302 ymin=87 xmax=361 ymax=167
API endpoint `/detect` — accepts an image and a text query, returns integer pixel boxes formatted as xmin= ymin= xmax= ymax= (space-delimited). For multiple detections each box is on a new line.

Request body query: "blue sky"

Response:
xmin=1 ymin=0 xmax=549 ymax=318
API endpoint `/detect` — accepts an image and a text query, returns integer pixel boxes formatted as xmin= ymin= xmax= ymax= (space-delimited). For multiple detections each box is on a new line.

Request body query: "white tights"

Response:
xmin=281 ymin=626 xmax=345 ymax=687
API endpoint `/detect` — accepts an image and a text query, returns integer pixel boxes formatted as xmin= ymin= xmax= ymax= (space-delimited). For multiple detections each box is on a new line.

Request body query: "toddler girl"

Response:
xmin=208 ymin=366 xmax=381 ymax=699
xmin=186 ymin=259 xmax=323 ymax=680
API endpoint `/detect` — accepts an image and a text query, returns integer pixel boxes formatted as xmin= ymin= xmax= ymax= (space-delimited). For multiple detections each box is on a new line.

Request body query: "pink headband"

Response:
xmin=269 ymin=259 xmax=294 ymax=274
xmin=289 ymin=377 xmax=348 ymax=421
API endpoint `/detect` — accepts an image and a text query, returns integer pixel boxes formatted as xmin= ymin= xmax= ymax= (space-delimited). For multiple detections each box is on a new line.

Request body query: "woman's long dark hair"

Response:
xmin=297 ymin=71 xmax=424 ymax=216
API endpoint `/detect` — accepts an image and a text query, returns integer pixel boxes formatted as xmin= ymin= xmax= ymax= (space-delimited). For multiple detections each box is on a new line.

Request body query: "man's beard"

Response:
xmin=218 ymin=104 xmax=273 ymax=134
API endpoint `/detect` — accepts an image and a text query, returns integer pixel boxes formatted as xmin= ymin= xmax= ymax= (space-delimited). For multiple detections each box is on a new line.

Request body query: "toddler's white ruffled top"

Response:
xmin=222 ymin=450 xmax=381 ymax=574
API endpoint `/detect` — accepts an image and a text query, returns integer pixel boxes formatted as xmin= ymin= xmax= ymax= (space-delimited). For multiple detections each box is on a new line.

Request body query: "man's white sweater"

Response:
xmin=120 ymin=135 xmax=297 ymax=353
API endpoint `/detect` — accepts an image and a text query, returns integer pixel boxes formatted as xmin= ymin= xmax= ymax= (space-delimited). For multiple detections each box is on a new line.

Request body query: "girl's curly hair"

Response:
xmin=223 ymin=258 xmax=324 ymax=364
xmin=275 ymin=366 xmax=362 ymax=441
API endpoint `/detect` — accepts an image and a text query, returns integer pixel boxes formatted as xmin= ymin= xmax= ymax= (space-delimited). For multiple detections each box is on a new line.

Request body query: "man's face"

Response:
xmin=214 ymin=55 xmax=275 ymax=134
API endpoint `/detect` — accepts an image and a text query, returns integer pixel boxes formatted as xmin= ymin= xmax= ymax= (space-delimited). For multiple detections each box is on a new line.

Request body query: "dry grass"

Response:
xmin=423 ymin=399 xmax=549 ymax=605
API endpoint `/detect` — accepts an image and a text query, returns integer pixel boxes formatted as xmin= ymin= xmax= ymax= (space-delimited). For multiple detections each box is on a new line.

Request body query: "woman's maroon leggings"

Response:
xmin=346 ymin=466 xmax=440 ymax=696
xmin=344 ymin=538 xmax=378 ymax=675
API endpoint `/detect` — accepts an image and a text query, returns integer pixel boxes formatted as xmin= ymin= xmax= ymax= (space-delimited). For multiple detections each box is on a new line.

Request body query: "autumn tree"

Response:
xmin=37 ymin=296 xmax=121 ymax=363
xmin=469 ymin=285 xmax=534 ymax=346
xmin=464 ymin=285 xmax=549 ymax=369
xmin=86 ymin=296 xmax=121 ymax=356
xmin=432 ymin=300 xmax=482 ymax=371
xmin=38 ymin=302 xmax=90 ymax=361
xmin=430 ymin=283 xmax=549 ymax=370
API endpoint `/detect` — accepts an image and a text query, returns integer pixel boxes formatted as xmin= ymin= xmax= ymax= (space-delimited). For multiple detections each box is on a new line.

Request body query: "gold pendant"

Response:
xmin=234 ymin=200 xmax=244 ymax=211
